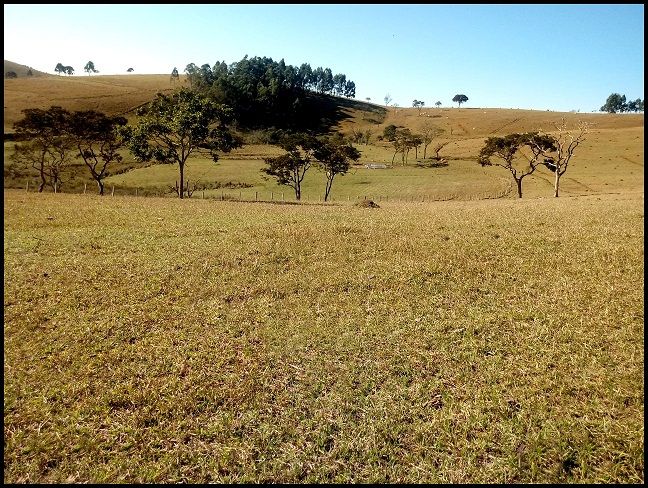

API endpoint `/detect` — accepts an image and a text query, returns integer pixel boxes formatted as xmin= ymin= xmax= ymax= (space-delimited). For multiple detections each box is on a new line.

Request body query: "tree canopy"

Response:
xmin=452 ymin=94 xmax=468 ymax=107
xmin=600 ymin=93 xmax=644 ymax=113
xmin=180 ymin=55 xmax=356 ymax=130
xmin=122 ymin=88 xmax=242 ymax=198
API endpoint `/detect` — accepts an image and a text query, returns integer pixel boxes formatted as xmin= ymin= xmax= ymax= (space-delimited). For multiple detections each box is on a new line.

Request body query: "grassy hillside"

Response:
xmin=3 ymin=60 xmax=49 ymax=79
xmin=4 ymin=190 xmax=644 ymax=483
xmin=3 ymin=70 xmax=643 ymax=201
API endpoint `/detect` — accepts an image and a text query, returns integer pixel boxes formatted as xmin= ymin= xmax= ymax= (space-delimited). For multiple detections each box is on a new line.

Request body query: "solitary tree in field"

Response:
xmin=435 ymin=101 xmax=442 ymax=108
xmin=452 ymin=94 xmax=468 ymax=108
xmin=478 ymin=132 xmax=556 ymax=198
xmin=84 ymin=61 xmax=98 ymax=75
xmin=127 ymin=67 xmax=134 ymax=73
xmin=412 ymin=99 xmax=425 ymax=113
xmin=122 ymin=88 xmax=242 ymax=199
xmin=314 ymin=137 xmax=360 ymax=201
xmin=384 ymin=93 xmax=392 ymax=107
xmin=55 ymin=63 xmax=65 ymax=75
xmin=262 ymin=133 xmax=321 ymax=200
xmin=11 ymin=106 xmax=75 ymax=192
xmin=529 ymin=120 xmax=590 ymax=197
xmin=67 ymin=110 xmax=127 ymax=195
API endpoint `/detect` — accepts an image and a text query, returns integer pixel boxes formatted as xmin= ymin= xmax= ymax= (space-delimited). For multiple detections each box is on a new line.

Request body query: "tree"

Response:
xmin=420 ymin=122 xmax=444 ymax=159
xmin=478 ymin=132 xmax=556 ymax=198
xmin=343 ymin=80 xmax=356 ymax=98
xmin=170 ymin=67 xmax=179 ymax=83
xmin=64 ymin=66 xmax=74 ymax=75
xmin=314 ymin=137 xmax=360 ymax=201
xmin=5 ymin=71 xmax=17 ymax=79
xmin=127 ymin=67 xmax=134 ymax=73
xmin=55 ymin=63 xmax=65 ymax=75
xmin=390 ymin=128 xmax=415 ymax=165
xmin=452 ymin=94 xmax=468 ymax=108
xmin=384 ymin=93 xmax=392 ymax=107
xmin=11 ymin=106 xmax=74 ymax=192
xmin=262 ymin=133 xmax=320 ymax=200
xmin=626 ymin=98 xmax=643 ymax=113
xmin=122 ymin=88 xmax=242 ymax=199
xmin=382 ymin=124 xmax=398 ymax=141
xmin=600 ymin=93 xmax=627 ymax=113
xmin=435 ymin=101 xmax=442 ymax=108
xmin=27 ymin=68 xmax=33 ymax=76
xmin=529 ymin=120 xmax=590 ymax=197
xmin=67 ymin=111 xmax=127 ymax=195
xmin=84 ymin=61 xmax=98 ymax=75
xmin=412 ymin=99 xmax=425 ymax=113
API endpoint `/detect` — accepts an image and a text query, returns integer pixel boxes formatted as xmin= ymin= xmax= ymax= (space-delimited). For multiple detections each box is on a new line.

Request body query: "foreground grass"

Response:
xmin=3 ymin=190 xmax=644 ymax=483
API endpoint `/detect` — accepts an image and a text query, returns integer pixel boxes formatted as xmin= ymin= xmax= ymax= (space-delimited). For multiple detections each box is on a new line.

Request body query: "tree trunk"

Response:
xmin=324 ymin=177 xmax=333 ymax=202
xmin=98 ymin=179 xmax=104 ymax=196
xmin=554 ymin=171 xmax=560 ymax=197
xmin=179 ymin=162 xmax=185 ymax=199
xmin=516 ymin=178 xmax=523 ymax=198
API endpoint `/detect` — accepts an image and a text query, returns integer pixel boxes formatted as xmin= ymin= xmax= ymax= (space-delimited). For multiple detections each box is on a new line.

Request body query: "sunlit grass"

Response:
xmin=4 ymin=190 xmax=643 ymax=483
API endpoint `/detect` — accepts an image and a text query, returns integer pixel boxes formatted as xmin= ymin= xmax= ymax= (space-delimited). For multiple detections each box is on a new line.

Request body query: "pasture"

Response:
xmin=3 ymin=190 xmax=644 ymax=483
xmin=3 ymin=71 xmax=644 ymax=483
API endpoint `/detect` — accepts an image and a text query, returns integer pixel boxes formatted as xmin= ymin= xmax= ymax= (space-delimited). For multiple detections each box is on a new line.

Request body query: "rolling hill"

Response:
xmin=3 ymin=64 xmax=644 ymax=201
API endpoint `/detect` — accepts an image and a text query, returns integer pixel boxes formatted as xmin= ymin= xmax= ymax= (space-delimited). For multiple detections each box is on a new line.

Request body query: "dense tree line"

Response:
xmin=182 ymin=55 xmax=356 ymax=129
xmin=600 ymin=93 xmax=644 ymax=113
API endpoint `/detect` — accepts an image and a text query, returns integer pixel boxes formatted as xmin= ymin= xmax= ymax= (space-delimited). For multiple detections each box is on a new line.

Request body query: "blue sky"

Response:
xmin=4 ymin=4 xmax=644 ymax=112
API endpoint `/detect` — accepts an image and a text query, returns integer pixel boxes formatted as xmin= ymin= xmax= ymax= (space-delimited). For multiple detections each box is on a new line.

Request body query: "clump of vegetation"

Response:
xmin=354 ymin=198 xmax=380 ymax=208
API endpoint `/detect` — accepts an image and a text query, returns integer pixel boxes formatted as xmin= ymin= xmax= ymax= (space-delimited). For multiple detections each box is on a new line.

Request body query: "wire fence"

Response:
xmin=13 ymin=179 xmax=512 ymax=204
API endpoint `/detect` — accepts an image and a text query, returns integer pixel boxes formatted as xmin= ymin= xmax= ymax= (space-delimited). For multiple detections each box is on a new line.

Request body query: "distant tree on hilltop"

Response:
xmin=435 ymin=101 xmax=441 ymax=108
xmin=600 ymin=93 xmax=644 ymax=113
xmin=64 ymin=66 xmax=74 ymax=75
xmin=55 ymin=63 xmax=65 ymax=75
xmin=84 ymin=61 xmax=98 ymax=75
xmin=127 ymin=67 xmax=134 ymax=73
xmin=452 ymin=94 xmax=468 ymax=108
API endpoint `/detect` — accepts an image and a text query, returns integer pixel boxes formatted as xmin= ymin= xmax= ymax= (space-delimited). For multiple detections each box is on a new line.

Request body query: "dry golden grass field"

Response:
xmin=3 ymin=70 xmax=645 ymax=483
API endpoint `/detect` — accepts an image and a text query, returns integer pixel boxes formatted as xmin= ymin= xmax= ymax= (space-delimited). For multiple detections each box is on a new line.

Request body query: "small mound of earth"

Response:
xmin=355 ymin=199 xmax=380 ymax=208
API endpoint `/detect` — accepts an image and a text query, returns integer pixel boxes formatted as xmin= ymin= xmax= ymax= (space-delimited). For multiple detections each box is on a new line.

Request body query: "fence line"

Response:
xmin=15 ymin=182 xmax=479 ymax=203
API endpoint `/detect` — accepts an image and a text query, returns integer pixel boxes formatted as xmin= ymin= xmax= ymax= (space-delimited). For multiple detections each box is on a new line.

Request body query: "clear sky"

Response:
xmin=4 ymin=4 xmax=644 ymax=112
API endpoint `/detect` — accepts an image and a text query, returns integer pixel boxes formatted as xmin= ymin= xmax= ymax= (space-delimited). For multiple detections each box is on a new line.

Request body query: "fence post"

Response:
xmin=221 ymin=191 xmax=224 ymax=201
xmin=26 ymin=181 xmax=29 ymax=192
xmin=54 ymin=182 xmax=57 ymax=193
xmin=255 ymin=191 xmax=258 ymax=201
xmin=271 ymin=191 xmax=273 ymax=201
xmin=135 ymin=188 xmax=138 ymax=197
xmin=282 ymin=192 xmax=284 ymax=202
xmin=202 ymin=190 xmax=204 ymax=199
xmin=239 ymin=190 xmax=242 ymax=201
xmin=111 ymin=185 xmax=114 ymax=196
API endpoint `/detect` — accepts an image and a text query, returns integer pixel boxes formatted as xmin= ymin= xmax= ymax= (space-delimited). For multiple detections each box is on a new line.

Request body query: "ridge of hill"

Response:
xmin=3 ymin=68 xmax=644 ymax=137
xmin=4 ymin=60 xmax=49 ymax=78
